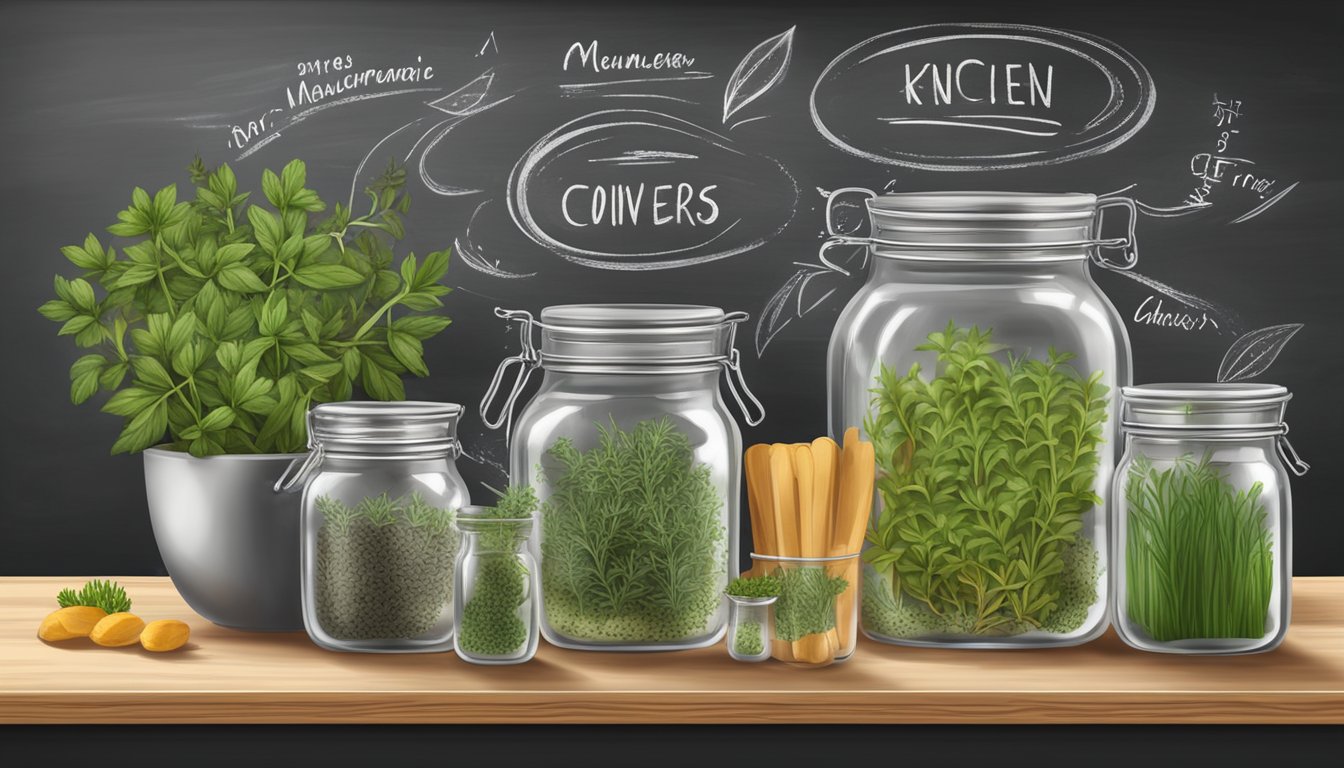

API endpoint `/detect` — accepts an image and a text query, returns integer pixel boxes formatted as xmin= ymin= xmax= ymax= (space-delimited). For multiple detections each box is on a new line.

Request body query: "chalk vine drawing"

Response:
xmin=348 ymin=68 xmax=515 ymax=207
xmin=507 ymin=109 xmax=798 ymax=271
xmin=723 ymin=26 xmax=795 ymax=125
xmin=810 ymin=23 xmax=1156 ymax=171
xmin=454 ymin=200 xmax=537 ymax=279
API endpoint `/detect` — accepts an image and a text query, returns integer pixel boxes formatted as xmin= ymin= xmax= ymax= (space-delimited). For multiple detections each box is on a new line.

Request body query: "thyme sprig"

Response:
xmin=863 ymin=322 xmax=1108 ymax=636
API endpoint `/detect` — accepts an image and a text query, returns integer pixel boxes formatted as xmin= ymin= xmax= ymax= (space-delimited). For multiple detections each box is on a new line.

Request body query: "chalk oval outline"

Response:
xmin=507 ymin=109 xmax=798 ymax=271
xmin=809 ymin=22 xmax=1156 ymax=171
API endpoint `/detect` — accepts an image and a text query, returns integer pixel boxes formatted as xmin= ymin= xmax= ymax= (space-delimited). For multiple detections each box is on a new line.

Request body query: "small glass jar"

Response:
xmin=751 ymin=553 xmax=859 ymax=667
xmin=480 ymin=304 xmax=764 ymax=652
xmin=827 ymin=191 xmax=1136 ymax=648
xmin=277 ymin=402 xmax=469 ymax=653
xmin=725 ymin=595 xmax=776 ymax=663
xmin=453 ymin=507 xmax=540 ymax=665
xmin=1114 ymin=383 xmax=1308 ymax=655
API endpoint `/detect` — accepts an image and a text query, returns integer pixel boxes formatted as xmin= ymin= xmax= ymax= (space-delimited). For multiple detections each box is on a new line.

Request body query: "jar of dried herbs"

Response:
xmin=826 ymin=191 xmax=1136 ymax=648
xmin=277 ymin=402 xmax=469 ymax=653
xmin=480 ymin=304 xmax=764 ymax=651
xmin=1115 ymin=383 xmax=1307 ymax=655
xmin=454 ymin=503 xmax=540 ymax=665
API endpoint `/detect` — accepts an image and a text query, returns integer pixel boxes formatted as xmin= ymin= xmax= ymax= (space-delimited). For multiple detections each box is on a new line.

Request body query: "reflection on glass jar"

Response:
xmin=826 ymin=191 xmax=1135 ymax=648
xmin=279 ymin=402 xmax=469 ymax=653
xmin=1114 ymin=383 xmax=1307 ymax=655
xmin=480 ymin=304 xmax=763 ymax=651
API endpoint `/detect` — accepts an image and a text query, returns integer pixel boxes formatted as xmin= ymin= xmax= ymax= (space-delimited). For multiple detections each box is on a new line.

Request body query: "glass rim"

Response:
xmin=750 ymin=551 xmax=860 ymax=563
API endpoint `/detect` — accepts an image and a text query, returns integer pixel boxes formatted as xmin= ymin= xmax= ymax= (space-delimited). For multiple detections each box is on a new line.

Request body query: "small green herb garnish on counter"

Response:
xmin=56 ymin=579 xmax=131 ymax=614
xmin=726 ymin=576 xmax=781 ymax=598
xmin=457 ymin=485 xmax=536 ymax=657
xmin=541 ymin=417 xmax=726 ymax=644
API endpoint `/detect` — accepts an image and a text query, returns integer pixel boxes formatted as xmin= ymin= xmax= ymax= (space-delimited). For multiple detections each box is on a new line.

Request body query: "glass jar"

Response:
xmin=453 ymin=507 xmax=540 ymax=664
xmin=1114 ymin=383 xmax=1308 ymax=655
xmin=826 ymin=191 xmax=1136 ymax=648
xmin=752 ymin=553 xmax=859 ymax=667
xmin=276 ymin=402 xmax=469 ymax=653
xmin=480 ymin=304 xmax=764 ymax=651
xmin=726 ymin=595 xmax=776 ymax=663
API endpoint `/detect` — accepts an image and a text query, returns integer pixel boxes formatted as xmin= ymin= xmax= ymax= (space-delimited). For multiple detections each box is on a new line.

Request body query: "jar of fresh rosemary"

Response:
xmin=276 ymin=402 xmax=469 ymax=653
xmin=827 ymin=191 xmax=1136 ymax=648
xmin=480 ymin=304 xmax=764 ymax=651
xmin=1115 ymin=383 xmax=1307 ymax=655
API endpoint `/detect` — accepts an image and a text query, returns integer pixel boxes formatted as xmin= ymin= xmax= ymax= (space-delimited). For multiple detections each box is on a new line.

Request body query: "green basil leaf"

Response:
xmin=392 ymin=315 xmax=452 ymax=340
xmin=38 ymin=300 xmax=77 ymax=322
xmin=387 ymin=330 xmax=429 ymax=377
xmin=291 ymin=264 xmax=365 ymax=290
xmin=102 ymin=386 xmax=159 ymax=416
xmin=131 ymin=357 xmax=175 ymax=391
xmin=110 ymin=400 xmax=168 ymax=454
xmin=360 ymin=356 xmax=405 ymax=401
xmin=216 ymin=263 xmax=270 ymax=293
xmin=247 ymin=205 xmax=282 ymax=256
xmin=261 ymin=169 xmax=284 ymax=209
xmin=199 ymin=406 xmax=236 ymax=432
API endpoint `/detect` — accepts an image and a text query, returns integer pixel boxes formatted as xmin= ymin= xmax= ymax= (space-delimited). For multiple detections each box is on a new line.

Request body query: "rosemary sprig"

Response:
xmin=56 ymin=579 xmax=132 ymax=614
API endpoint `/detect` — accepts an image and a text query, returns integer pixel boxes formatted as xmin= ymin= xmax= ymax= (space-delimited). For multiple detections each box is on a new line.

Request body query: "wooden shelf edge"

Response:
xmin=3 ymin=692 xmax=1342 ymax=725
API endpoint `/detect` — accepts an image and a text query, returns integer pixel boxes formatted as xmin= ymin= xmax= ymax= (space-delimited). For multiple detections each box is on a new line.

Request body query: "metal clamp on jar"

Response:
xmin=275 ymin=401 xmax=470 ymax=653
xmin=480 ymin=304 xmax=764 ymax=651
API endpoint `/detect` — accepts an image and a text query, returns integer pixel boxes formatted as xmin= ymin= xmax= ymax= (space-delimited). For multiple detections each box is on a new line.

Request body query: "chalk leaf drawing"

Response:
xmin=1217 ymin=324 xmax=1303 ymax=382
xmin=810 ymin=23 xmax=1156 ymax=171
xmin=723 ymin=26 xmax=795 ymax=125
xmin=428 ymin=70 xmax=495 ymax=115
xmin=508 ymin=109 xmax=798 ymax=270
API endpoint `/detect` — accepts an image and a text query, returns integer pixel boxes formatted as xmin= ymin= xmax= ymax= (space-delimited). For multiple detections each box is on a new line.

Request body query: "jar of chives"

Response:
xmin=1114 ymin=383 xmax=1308 ymax=654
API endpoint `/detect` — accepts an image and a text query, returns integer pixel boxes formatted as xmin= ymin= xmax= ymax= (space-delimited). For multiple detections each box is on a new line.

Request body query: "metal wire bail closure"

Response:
xmin=479 ymin=308 xmax=541 ymax=432
xmin=819 ymin=187 xmax=877 ymax=275
xmin=274 ymin=411 xmax=320 ymax=493
xmin=1277 ymin=424 xmax=1311 ymax=477
xmin=1091 ymin=196 xmax=1139 ymax=271
xmin=479 ymin=306 xmax=766 ymax=433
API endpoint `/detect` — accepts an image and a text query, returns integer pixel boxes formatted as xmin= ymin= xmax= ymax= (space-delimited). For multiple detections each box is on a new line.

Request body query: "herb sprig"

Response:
xmin=863 ymin=322 xmax=1108 ymax=636
xmin=540 ymin=418 xmax=726 ymax=643
xmin=40 ymin=158 xmax=452 ymax=456
xmin=56 ymin=579 xmax=132 ymax=614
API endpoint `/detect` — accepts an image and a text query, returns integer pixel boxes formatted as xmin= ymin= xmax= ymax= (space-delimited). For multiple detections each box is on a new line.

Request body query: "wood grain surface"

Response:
xmin=1 ymin=577 xmax=1341 ymax=724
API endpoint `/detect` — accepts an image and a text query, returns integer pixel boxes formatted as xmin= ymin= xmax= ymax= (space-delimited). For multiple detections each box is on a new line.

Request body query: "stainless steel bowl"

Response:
xmin=143 ymin=447 xmax=306 ymax=631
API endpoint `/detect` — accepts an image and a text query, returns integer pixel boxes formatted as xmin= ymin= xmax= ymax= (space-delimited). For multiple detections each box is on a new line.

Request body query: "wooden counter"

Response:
xmin=1 ymin=576 xmax=1341 ymax=724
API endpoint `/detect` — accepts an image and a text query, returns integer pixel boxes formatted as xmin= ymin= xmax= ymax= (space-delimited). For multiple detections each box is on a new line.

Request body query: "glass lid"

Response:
xmin=1122 ymin=383 xmax=1290 ymax=431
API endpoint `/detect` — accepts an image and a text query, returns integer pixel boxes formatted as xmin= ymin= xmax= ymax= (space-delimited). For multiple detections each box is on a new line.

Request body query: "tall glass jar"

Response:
xmin=827 ymin=191 xmax=1135 ymax=648
xmin=1114 ymin=383 xmax=1307 ymax=655
xmin=276 ymin=402 xmax=469 ymax=653
xmin=454 ymin=507 xmax=540 ymax=664
xmin=480 ymin=304 xmax=764 ymax=651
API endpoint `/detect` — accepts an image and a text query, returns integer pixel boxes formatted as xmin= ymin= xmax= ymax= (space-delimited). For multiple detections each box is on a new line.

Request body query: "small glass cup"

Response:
xmin=751 ymin=553 xmax=860 ymax=667
xmin=453 ymin=507 xmax=540 ymax=665
xmin=726 ymin=595 xmax=776 ymax=662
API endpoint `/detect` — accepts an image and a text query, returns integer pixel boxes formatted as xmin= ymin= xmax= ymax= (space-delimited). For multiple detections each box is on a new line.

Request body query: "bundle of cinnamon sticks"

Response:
xmin=744 ymin=427 xmax=875 ymax=664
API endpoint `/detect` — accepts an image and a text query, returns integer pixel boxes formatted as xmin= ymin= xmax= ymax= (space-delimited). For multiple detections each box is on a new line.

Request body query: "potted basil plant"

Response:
xmin=40 ymin=158 xmax=452 ymax=630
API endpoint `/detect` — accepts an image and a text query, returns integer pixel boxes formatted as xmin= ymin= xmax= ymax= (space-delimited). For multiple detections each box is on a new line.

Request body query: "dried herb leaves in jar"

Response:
xmin=314 ymin=492 xmax=459 ymax=640
xmin=862 ymin=323 xmax=1108 ymax=638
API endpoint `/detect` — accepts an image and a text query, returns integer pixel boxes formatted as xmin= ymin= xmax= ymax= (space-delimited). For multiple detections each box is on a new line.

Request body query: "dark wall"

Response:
xmin=2 ymin=0 xmax=1340 ymax=575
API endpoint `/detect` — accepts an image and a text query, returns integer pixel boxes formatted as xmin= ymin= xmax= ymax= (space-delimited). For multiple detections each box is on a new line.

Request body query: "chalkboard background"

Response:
xmin=2 ymin=0 xmax=1340 ymax=580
